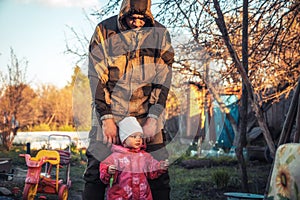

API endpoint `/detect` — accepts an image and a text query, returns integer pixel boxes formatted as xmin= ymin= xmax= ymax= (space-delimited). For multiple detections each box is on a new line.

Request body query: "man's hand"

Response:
xmin=102 ymin=118 xmax=117 ymax=146
xmin=142 ymin=117 xmax=158 ymax=143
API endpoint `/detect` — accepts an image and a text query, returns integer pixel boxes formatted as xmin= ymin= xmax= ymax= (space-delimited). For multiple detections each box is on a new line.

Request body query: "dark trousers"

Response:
xmin=82 ymin=142 xmax=170 ymax=200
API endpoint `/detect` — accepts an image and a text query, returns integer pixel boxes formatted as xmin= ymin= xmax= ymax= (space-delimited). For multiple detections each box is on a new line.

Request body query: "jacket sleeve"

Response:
xmin=144 ymin=153 xmax=167 ymax=180
xmin=88 ymin=24 xmax=113 ymax=119
xmin=99 ymin=155 xmax=116 ymax=184
xmin=161 ymin=29 xmax=174 ymax=67
xmin=148 ymin=29 xmax=174 ymax=118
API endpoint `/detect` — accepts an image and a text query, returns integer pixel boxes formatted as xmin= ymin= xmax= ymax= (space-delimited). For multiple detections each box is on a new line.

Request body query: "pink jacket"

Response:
xmin=100 ymin=144 xmax=166 ymax=200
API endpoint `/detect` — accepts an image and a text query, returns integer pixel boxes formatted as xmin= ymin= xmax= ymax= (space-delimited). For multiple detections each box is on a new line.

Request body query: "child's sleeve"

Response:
xmin=145 ymin=153 xmax=167 ymax=180
xmin=99 ymin=156 xmax=115 ymax=184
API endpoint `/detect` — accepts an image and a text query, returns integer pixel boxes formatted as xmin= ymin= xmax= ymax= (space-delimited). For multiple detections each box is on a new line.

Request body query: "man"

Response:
xmin=82 ymin=0 xmax=174 ymax=199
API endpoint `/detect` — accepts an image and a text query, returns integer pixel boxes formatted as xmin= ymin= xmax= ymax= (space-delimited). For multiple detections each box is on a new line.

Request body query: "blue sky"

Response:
xmin=0 ymin=0 xmax=107 ymax=88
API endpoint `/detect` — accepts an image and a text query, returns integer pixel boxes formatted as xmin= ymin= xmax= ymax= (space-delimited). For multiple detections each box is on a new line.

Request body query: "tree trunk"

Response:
xmin=1 ymin=129 xmax=13 ymax=151
xmin=264 ymin=78 xmax=300 ymax=198
xmin=294 ymin=94 xmax=300 ymax=143
xmin=278 ymin=78 xmax=300 ymax=145
xmin=47 ymin=113 xmax=56 ymax=126
xmin=236 ymin=0 xmax=249 ymax=192
xmin=213 ymin=0 xmax=276 ymax=157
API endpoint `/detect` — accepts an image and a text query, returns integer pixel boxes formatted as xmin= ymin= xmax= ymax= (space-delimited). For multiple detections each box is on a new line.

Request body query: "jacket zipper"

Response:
xmin=124 ymin=53 xmax=129 ymax=80
xmin=142 ymin=55 xmax=145 ymax=80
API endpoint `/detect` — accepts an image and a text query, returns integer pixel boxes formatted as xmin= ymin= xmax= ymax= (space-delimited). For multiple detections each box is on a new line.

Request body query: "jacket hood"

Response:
xmin=118 ymin=0 xmax=154 ymax=31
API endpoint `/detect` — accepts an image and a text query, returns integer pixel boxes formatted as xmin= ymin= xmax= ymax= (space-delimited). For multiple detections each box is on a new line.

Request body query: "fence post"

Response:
xmin=26 ymin=142 xmax=31 ymax=155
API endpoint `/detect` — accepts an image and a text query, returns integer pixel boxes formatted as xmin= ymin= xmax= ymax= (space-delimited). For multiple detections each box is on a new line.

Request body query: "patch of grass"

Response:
xmin=169 ymin=164 xmax=234 ymax=199
xmin=211 ymin=168 xmax=231 ymax=188
xmin=1 ymin=146 xmax=271 ymax=200
xmin=0 ymin=146 xmax=27 ymax=166
xmin=169 ymin=165 xmax=203 ymax=199
xmin=209 ymin=155 xmax=238 ymax=164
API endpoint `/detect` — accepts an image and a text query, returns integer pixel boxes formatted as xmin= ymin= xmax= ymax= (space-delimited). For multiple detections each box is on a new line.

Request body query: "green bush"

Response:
xmin=58 ymin=125 xmax=75 ymax=131
xmin=31 ymin=123 xmax=51 ymax=131
xmin=212 ymin=168 xmax=231 ymax=188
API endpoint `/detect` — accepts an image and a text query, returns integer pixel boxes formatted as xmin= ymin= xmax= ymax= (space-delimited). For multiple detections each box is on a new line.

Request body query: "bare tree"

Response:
xmin=0 ymin=48 xmax=35 ymax=150
xmin=64 ymin=9 xmax=95 ymax=65
xmin=34 ymin=83 xmax=74 ymax=130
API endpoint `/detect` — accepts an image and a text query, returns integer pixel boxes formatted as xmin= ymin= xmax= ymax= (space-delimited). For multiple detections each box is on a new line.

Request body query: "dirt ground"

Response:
xmin=0 ymin=166 xmax=83 ymax=200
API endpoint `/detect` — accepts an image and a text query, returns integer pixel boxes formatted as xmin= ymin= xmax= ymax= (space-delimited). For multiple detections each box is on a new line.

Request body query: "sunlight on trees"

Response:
xmin=0 ymin=48 xmax=31 ymax=150
xmin=72 ymin=66 xmax=92 ymax=131
xmin=0 ymin=49 xmax=90 ymax=150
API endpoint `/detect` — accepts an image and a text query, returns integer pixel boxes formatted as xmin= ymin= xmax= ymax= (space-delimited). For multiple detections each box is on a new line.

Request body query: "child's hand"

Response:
xmin=160 ymin=159 xmax=169 ymax=170
xmin=108 ymin=165 xmax=117 ymax=175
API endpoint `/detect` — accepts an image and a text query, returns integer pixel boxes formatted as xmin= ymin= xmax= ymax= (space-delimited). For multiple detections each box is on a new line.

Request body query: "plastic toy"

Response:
xmin=20 ymin=134 xmax=72 ymax=200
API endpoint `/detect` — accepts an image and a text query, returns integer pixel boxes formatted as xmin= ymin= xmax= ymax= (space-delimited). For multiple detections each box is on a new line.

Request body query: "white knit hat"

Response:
xmin=118 ymin=117 xmax=143 ymax=144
